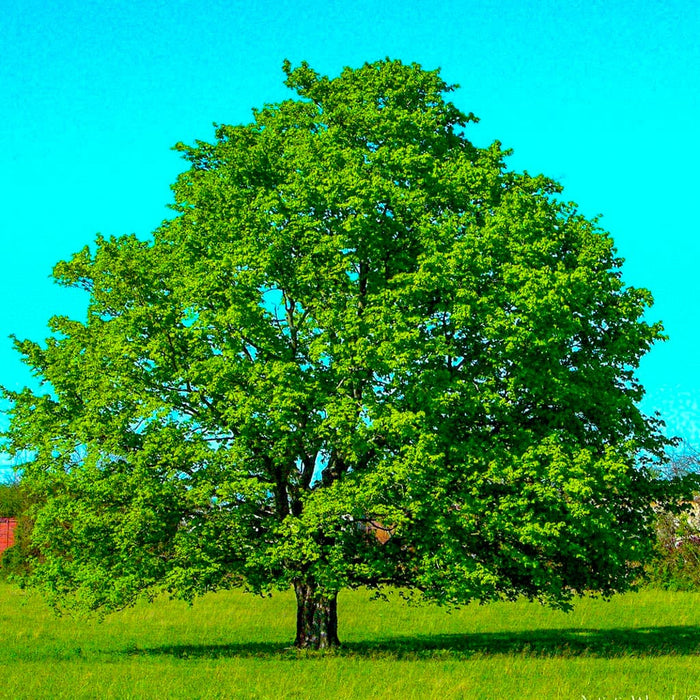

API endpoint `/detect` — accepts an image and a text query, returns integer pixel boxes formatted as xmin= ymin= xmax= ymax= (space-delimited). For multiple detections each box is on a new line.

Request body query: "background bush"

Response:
xmin=0 ymin=479 xmax=23 ymax=518
xmin=646 ymin=448 xmax=700 ymax=590
xmin=0 ymin=479 xmax=34 ymax=578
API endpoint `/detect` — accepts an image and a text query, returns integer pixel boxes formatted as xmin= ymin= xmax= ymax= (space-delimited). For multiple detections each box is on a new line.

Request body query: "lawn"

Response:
xmin=1 ymin=582 xmax=700 ymax=699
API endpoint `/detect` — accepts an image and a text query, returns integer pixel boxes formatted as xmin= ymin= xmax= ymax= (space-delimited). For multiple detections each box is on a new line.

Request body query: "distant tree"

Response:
xmin=648 ymin=446 xmax=700 ymax=590
xmin=0 ymin=478 xmax=24 ymax=518
xmin=2 ymin=59 xmax=680 ymax=648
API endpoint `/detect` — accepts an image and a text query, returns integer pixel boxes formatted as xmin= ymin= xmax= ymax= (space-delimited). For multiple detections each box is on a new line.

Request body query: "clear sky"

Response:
xmin=1 ymin=0 xmax=699 ymax=479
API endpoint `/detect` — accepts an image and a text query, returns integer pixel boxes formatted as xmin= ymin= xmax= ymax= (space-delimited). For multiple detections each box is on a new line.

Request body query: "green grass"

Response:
xmin=2 ymin=583 xmax=700 ymax=699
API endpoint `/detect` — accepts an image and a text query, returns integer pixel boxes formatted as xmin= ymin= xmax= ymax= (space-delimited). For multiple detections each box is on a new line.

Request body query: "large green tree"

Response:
xmin=3 ymin=59 xmax=673 ymax=648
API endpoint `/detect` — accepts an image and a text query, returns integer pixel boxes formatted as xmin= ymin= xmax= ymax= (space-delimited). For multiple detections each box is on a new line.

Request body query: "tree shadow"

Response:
xmin=127 ymin=625 xmax=700 ymax=660
xmin=348 ymin=626 xmax=700 ymax=658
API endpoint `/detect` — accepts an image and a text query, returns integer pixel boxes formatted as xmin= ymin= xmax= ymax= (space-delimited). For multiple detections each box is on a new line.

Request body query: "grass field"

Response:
xmin=2 ymin=582 xmax=700 ymax=699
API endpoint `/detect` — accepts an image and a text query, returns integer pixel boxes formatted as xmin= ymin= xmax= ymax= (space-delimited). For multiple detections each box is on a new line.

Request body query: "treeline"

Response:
xmin=0 ymin=479 xmax=24 ymax=518
xmin=2 ymin=465 xmax=700 ymax=588
xmin=645 ymin=449 xmax=700 ymax=589
xmin=650 ymin=501 xmax=700 ymax=589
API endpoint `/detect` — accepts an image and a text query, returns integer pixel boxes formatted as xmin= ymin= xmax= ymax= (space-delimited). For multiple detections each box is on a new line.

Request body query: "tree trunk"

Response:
xmin=294 ymin=580 xmax=340 ymax=649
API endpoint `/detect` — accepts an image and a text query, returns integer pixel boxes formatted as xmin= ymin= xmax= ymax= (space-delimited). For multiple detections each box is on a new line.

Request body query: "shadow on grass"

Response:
xmin=128 ymin=626 xmax=700 ymax=660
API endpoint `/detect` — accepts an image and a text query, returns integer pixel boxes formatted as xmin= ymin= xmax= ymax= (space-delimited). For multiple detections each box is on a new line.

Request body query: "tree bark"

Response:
xmin=294 ymin=580 xmax=340 ymax=649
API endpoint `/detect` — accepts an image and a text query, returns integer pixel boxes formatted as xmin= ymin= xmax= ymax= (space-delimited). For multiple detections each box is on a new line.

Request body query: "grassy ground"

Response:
xmin=1 ymin=583 xmax=700 ymax=699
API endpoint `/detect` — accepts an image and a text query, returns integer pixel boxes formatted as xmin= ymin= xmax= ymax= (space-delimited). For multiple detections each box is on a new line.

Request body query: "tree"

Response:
xmin=647 ymin=446 xmax=700 ymax=590
xmin=2 ymin=59 xmax=675 ymax=648
xmin=0 ymin=478 xmax=24 ymax=519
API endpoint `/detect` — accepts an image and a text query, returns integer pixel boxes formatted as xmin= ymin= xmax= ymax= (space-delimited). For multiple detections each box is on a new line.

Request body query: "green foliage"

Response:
xmin=648 ymin=517 xmax=700 ymax=591
xmin=0 ymin=479 xmax=36 ymax=578
xmin=0 ymin=479 xmax=38 ymax=578
xmin=646 ymin=450 xmax=700 ymax=590
xmin=0 ymin=479 xmax=23 ymax=517
xmin=1 ymin=59 xmax=678 ymax=632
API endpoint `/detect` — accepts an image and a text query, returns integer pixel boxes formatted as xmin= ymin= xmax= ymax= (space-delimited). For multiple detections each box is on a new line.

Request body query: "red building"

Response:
xmin=0 ymin=518 xmax=17 ymax=553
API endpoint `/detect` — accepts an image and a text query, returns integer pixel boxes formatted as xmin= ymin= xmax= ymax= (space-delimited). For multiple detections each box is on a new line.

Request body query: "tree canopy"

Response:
xmin=2 ymin=59 xmax=674 ymax=648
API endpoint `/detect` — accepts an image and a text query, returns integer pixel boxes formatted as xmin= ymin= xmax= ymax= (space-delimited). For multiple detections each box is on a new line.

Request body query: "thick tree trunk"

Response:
xmin=294 ymin=581 xmax=340 ymax=649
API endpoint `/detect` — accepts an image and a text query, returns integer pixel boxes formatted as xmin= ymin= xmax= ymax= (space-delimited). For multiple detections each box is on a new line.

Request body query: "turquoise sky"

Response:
xmin=2 ymin=0 xmax=699 ymax=479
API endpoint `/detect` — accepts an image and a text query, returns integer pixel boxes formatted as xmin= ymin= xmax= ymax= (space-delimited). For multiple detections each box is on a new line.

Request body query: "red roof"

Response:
xmin=0 ymin=518 xmax=17 ymax=553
